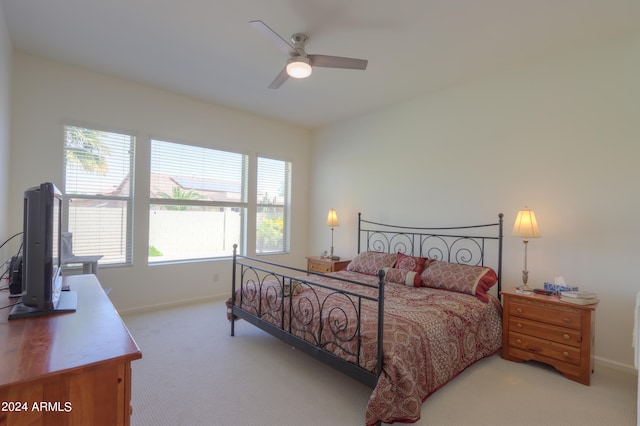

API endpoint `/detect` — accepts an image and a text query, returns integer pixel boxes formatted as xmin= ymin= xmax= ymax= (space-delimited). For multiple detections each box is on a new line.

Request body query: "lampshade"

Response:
xmin=286 ymin=57 xmax=312 ymax=79
xmin=326 ymin=209 xmax=339 ymax=227
xmin=512 ymin=208 xmax=540 ymax=239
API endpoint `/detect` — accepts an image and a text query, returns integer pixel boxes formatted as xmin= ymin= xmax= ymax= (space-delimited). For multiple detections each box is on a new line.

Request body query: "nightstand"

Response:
xmin=501 ymin=287 xmax=597 ymax=385
xmin=306 ymin=256 xmax=351 ymax=274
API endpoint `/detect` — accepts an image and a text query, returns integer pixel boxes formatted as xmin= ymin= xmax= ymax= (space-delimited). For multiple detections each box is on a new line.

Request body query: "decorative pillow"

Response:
xmin=395 ymin=252 xmax=432 ymax=274
xmin=420 ymin=261 xmax=498 ymax=302
xmin=346 ymin=251 xmax=397 ymax=276
xmin=383 ymin=267 xmax=421 ymax=287
xmin=283 ymin=280 xmax=303 ymax=296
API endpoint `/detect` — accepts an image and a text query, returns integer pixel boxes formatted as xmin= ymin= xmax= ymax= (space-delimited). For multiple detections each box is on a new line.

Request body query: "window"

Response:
xmin=149 ymin=139 xmax=248 ymax=263
xmin=256 ymin=157 xmax=291 ymax=254
xmin=63 ymin=125 xmax=135 ymax=266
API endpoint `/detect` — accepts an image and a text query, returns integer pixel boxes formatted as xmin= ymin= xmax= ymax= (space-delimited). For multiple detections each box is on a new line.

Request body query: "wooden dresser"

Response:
xmin=0 ymin=275 xmax=142 ymax=425
xmin=306 ymin=256 xmax=351 ymax=274
xmin=501 ymin=287 xmax=597 ymax=385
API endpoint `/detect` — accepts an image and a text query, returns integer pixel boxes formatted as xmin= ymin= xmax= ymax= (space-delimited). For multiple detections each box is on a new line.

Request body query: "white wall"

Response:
xmin=9 ymin=52 xmax=312 ymax=312
xmin=0 ymin=3 xmax=11 ymax=248
xmin=310 ymin=34 xmax=640 ymax=371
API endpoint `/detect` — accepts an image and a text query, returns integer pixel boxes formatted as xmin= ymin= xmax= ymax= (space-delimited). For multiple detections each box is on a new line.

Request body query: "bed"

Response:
xmin=228 ymin=213 xmax=504 ymax=425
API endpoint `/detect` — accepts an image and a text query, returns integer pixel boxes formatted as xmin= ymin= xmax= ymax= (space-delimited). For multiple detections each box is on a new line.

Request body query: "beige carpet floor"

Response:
xmin=123 ymin=299 xmax=637 ymax=426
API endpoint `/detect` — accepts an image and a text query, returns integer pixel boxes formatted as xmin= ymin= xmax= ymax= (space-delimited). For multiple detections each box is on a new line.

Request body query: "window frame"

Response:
xmin=255 ymin=155 xmax=292 ymax=255
xmin=148 ymin=138 xmax=249 ymax=263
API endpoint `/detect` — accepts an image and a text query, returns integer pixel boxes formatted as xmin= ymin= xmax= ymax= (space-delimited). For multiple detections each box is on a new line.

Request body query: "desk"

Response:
xmin=0 ymin=275 xmax=141 ymax=425
xmin=62 ymin=255 xmax=103 ymax=275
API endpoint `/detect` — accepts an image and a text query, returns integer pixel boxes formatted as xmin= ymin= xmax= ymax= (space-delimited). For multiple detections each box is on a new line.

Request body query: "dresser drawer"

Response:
xmin=509 ymin=300 xmax=581 ymax=330
xmin=508 ymin=317 xmax=582 ymax=347
xmin=509 ymin=331 xmax=581 ymax=366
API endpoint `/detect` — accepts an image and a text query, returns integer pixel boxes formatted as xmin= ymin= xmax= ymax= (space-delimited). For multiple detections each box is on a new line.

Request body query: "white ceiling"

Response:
xmin=2 ymin=0 xmax=640 ymax=129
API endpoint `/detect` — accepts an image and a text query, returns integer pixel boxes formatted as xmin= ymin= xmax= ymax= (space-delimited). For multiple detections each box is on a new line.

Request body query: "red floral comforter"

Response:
xmin=231 ymin=270 xmax=502 ymax=425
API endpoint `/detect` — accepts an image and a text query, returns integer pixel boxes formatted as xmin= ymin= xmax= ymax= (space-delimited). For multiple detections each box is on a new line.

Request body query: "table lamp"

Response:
xmin=326 ymin=209 xmax=340 ymax=260
xmin=512 ymin=207 xmax=540 ymax=291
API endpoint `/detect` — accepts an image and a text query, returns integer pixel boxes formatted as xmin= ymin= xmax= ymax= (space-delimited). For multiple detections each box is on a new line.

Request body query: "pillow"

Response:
xmin=346 ymin=251 xmax=397 ymax=275
xmin=395 ymin=252 xmax=432 ymax=274
xmin=420 ymin=260 xmax=498 ymax=302
xmin=383 ymin=267 xmax=421 ymax=287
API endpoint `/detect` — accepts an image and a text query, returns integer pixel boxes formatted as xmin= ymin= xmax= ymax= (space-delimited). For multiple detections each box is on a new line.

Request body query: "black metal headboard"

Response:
xmin=357 ymin=213 xmax=504 ymax=294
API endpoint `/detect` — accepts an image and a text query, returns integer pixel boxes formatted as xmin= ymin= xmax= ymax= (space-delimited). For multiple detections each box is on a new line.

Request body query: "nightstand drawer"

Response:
xmin=508 ymin=317 xmax=582 ymax=347
xmin=308 ymin=261 xmax=332 ymax=273
xmin=306 ymin=257 xmax=351 ymax=274
xmin=509 ymin=300 xmax=581 ymax=330
xmin=509 ymin=331 xmax=581 ymax=366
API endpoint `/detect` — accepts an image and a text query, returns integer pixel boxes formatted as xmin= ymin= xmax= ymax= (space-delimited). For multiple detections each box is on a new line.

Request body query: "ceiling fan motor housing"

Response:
xmin=291 ymin=33 xmax=309 ymax=50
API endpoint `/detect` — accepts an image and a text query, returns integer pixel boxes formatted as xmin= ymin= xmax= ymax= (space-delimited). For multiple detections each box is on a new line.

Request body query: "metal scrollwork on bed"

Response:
xmin=358 ymin=213 xmax=504 ymax=294
xmin=230 ymin=213 xmax=504 ymax=391
xmin=231 ymin=248 xmax=385 ymax=386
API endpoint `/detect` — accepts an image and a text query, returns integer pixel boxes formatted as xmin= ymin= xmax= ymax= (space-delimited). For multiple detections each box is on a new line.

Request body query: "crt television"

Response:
xmin=8 ymin=182 xmax=77 ymax=320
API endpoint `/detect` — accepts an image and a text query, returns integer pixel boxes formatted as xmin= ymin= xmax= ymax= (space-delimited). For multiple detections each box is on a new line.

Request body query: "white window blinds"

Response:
xmin=63 ymin=125 xmax=135 ymax=266
xmin=149 ymin=139 xmax=248 ymax=262
xmin=256 ymin=157 xmax=291 ymax=254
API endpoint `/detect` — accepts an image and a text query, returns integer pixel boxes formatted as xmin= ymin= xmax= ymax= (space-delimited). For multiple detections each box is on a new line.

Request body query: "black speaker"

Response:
xmin=8 ymin=255 xmax=22 ymax=297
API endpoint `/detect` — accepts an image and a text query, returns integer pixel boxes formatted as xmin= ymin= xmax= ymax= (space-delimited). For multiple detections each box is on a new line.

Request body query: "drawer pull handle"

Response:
xmin=562 ymin=351 xmax=570 ymax=357
xmin=516 ymin=307 xmax=523 ymax=313
xmin=516 ymin=323 xmax=523 ymax=328
xmin=563 ymin=317 xmax=571 ymax=323
xmin=563 ymin=334 xmax=570 ymax=340
xmin=516 ymin=338 xmax=522 ymax=344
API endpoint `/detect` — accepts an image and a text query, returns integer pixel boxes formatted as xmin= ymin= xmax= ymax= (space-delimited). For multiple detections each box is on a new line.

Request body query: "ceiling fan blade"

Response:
xmin=268 ymin=66 xmax=290 ymax=89
xmin=250 ymin=20 xmax=297 ymax=56
xmin=309 ymin=54 xmax=368 ymax=70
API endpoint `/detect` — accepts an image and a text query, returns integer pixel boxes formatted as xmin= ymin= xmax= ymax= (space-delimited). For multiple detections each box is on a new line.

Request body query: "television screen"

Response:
xmin=9 ymin=182 xmax=76 ymax=320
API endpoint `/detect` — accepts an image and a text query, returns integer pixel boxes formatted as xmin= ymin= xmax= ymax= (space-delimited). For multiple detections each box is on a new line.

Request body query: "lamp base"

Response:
xmin=330 ymin=255 xmax=340 ymax=260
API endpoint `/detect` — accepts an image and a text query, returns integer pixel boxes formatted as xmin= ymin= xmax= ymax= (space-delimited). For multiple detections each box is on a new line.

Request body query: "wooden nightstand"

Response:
xmin=501 ymin=287 xmax=597 ymax=385
xmin=306 ymin=256 xmax=351 ymax=274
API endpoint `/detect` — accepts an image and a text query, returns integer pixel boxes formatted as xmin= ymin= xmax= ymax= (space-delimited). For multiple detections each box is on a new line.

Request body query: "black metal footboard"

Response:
xmin=230 ymin=244 xmax=385 ymax=388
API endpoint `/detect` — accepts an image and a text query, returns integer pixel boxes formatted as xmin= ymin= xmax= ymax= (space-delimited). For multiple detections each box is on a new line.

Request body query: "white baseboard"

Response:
xmin=118 ymin=292 xmax=228 ymax=316
xmin=595 ymin=356 xmax=638 ymax=376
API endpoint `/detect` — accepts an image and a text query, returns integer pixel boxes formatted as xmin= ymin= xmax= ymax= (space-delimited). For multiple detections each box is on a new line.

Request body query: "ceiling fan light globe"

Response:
xmin=286 ymin=57 xmax=312 ymax=79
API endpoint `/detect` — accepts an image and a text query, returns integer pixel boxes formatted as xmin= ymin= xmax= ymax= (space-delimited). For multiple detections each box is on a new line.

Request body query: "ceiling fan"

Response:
xmin=250 ymin=20 xmax=368 ymax=89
